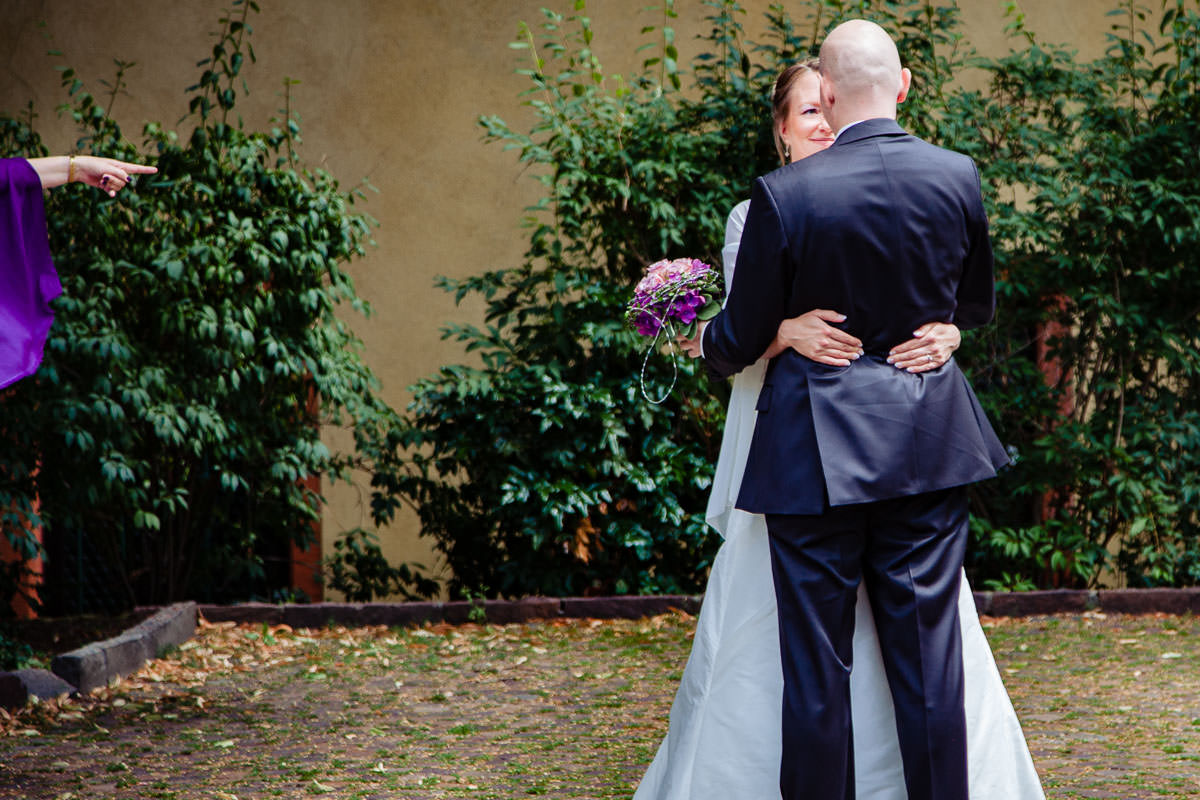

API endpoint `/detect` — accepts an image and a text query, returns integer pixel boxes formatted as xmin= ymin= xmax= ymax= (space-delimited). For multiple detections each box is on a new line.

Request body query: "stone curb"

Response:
xmin=0 ymin=668 xmax=76 ymax=710
xmin=49 ymin=601 xmax=197 ymax=693
xmin=196 ymin=589 xmax=1200 ymax=629
xmin=973 ymin=587 xmax=1200 ymax=617
xmin=198 ymin=595 xmax=705 ymax=628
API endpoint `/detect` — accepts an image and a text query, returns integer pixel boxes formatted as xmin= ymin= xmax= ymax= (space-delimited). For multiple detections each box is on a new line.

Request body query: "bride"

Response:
xmin=634 ymin=60 xmax=1044 ymax=800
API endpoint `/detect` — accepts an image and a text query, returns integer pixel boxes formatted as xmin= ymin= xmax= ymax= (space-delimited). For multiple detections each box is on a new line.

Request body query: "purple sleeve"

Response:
xmin=0 ymin=158 xmax=63 ymax=390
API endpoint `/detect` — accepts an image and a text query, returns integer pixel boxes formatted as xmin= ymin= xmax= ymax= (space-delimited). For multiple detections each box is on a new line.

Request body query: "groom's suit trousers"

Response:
xmin=765 ymin=487 xmax=970 ymax=800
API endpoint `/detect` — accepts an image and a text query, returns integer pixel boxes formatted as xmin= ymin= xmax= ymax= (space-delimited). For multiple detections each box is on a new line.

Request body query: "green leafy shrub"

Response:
xmin=0 ymin=626 xmax=34 ymax=671
xmin=369 ymin=3 xmax=751 ymax=599
xmin=945 ymin=0 xmax=1200 ymax=589
xmin=323 ymin=528 xmax=439 ymax=602
xmin=0 ymin=1 xmax=403 ymax=610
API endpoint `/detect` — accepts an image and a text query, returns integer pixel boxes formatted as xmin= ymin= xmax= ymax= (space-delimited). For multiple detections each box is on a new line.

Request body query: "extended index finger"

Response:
xmin=113 ymin=160 xmax=158 ymax=175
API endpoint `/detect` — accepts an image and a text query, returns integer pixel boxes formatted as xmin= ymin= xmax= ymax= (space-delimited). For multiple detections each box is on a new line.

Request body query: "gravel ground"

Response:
xmin=0 ymin=611 xmax=1197 ymax=799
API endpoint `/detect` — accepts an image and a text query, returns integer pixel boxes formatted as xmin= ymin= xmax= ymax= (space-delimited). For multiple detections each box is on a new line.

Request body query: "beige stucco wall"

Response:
xmin=0 ymin=0 xmax=1113 ymax=597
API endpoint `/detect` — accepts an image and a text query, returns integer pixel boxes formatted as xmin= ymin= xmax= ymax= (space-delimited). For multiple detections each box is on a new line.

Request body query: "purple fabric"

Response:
xmin=0 ymin=158 xmax=62 ymax=390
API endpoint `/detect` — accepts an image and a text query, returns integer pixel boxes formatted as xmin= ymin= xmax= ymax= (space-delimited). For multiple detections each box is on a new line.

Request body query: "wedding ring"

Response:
xmin=925 ymin=354 xmax=934 ymax=362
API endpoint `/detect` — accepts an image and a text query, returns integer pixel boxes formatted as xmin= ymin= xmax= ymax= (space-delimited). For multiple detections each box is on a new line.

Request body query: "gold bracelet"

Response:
xmin=67 ymin=155 xmax=77 ymax=183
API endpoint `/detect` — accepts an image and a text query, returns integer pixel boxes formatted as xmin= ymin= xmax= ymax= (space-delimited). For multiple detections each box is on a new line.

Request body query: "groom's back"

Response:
xmin=766 ymin=119 xmax=994 ymax=353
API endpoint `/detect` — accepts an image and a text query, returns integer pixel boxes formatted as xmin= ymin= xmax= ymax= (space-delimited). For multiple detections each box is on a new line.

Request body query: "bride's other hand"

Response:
xmin=887 ymin=321 xmax=960 ymax=372
xmin=763 ymin=309 xmax=862 ymax=365
xmin=677 ymin=321 xmax=707 ymax=358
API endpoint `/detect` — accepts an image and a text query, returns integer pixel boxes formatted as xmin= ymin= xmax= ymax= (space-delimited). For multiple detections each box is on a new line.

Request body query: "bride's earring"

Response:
xmin=783 ymin=143 xmax=791 ymax=163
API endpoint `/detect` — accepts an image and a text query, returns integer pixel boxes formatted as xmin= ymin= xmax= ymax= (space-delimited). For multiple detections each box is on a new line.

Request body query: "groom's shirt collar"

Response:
xmin=834 ymin=118 xmax=908 ymax=144
xmin=834 ymin=119 xmax=867 ymax=141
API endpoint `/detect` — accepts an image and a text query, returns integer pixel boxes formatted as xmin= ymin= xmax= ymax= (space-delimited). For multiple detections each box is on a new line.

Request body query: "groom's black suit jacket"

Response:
xmin=702 ymin=118 xmax=1009 ymax=515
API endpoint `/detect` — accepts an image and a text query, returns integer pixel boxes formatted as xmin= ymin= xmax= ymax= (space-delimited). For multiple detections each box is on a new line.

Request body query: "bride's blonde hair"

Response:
xmin=771 ymin=58 xmax=821 ymax=165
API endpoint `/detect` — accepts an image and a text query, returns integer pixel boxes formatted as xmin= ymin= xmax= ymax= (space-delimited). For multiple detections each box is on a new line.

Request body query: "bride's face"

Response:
xmin=779 ymin=71 xmax=835 ymax=163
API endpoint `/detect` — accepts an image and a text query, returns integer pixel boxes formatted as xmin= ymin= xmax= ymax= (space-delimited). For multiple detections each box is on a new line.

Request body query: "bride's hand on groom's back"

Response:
xmin=887 ymin=322 xmax=961 ymax=372
xmin=765 ymin=309 xmax=863 ymax=365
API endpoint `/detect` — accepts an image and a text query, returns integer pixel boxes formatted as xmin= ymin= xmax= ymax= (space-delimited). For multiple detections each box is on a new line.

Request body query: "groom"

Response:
xmin=683 ymin=19 xmax=1008 ymax=800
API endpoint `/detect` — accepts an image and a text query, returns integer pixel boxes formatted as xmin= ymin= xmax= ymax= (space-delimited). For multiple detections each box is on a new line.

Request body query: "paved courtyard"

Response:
xmin=1 ymin=611 xmax=1197 ymax=799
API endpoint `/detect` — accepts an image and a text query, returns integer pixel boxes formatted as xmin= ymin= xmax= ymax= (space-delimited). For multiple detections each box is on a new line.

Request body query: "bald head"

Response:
xmin=818 ymin=19 xmax=911 ymax=131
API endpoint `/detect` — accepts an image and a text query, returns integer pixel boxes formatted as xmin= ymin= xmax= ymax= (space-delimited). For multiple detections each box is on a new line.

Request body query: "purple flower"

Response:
xmin=636 ymin=311 xmax=661 ymax=336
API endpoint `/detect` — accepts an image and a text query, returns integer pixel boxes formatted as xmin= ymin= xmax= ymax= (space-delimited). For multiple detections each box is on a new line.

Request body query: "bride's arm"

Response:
xmin=761 ymin=311 xmax=863 ymax=364
xmin=723 ymin=201 xmax=862 ymax=366
xmin=725 ymin=197 xmax=956 ymax=369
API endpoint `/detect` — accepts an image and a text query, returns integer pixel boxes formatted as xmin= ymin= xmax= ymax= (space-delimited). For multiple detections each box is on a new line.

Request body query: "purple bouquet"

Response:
xmin=625 ymin=257 xmax=724 ymax=341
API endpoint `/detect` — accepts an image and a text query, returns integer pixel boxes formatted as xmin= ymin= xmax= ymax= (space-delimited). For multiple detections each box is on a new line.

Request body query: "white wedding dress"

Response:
xmin=634 ymin=201 xmax=1045 ymax=800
